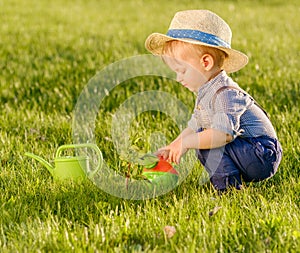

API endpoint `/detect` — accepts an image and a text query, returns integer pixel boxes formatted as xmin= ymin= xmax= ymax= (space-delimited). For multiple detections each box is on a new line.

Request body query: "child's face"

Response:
xmin=163 ymin=49 xmax=208 ymax=92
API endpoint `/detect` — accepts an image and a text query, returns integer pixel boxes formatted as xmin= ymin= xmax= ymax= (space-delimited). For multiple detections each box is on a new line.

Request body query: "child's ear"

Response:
xmin=201 ymin=54 xmax=214 ymax=71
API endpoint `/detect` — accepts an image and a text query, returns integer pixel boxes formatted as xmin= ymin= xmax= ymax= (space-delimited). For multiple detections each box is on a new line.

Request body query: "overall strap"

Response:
xmin=212 ymin=86 xmax=270 ymax=119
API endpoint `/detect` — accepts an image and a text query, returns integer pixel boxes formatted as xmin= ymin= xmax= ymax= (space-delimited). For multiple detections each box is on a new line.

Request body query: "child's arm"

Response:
xmin=184 ymin=128 xmax=233 ymax=150
xmin=158 ymin=128 xmax=232 ymax=164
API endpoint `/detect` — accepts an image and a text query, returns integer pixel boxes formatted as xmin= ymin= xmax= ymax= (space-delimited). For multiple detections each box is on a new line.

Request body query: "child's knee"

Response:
xmin=241 ymin=161 xmax=278 ymax=182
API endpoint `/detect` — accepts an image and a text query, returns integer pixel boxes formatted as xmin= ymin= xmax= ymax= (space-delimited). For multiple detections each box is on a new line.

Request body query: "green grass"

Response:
xmin=1 ymin=0 xmax=300 ymax=252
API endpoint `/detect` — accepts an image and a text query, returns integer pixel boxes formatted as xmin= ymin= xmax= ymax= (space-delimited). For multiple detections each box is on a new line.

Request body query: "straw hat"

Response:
xmin=145 ymin=10 xmax=248 ymax=73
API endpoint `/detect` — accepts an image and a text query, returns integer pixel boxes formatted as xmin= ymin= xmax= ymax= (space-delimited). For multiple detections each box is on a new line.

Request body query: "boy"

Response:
xmin=145 ymin=10 xmax=282 ymax=192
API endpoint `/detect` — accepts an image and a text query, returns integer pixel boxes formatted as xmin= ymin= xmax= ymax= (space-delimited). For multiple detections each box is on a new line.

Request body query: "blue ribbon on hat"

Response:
xmin=166 ymin=29 xmax=230 ymax=48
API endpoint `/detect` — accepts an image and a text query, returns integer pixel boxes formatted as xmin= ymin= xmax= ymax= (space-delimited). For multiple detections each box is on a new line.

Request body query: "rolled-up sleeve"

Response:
xmin=211 ymin=89 xmax=253 ymax=139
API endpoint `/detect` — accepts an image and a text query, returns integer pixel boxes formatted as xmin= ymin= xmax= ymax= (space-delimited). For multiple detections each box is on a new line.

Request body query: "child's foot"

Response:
xmin=217 ymin=184 xmax=243 ymax=195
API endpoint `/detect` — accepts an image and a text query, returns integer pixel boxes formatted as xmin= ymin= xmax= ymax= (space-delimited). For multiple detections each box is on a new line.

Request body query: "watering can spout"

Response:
xmin=25 ymin=152 xmax=55 ymax=176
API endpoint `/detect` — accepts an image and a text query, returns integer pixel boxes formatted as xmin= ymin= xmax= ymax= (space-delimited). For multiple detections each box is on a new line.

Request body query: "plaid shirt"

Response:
xmin=188 ymin=71 xmax=277 ymax=139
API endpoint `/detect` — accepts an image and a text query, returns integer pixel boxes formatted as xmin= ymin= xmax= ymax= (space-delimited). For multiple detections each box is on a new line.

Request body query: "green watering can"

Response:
xmin=25 ymin=144 xmax=103 ymax=181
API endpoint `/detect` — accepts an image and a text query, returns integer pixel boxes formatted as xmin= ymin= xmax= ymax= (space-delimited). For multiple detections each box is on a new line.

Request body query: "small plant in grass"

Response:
xmin=119 ymin=144 xmax=149 ymax=180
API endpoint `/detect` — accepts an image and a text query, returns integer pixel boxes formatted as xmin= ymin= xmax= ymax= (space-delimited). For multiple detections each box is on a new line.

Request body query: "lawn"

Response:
xmin=0 ymin=0 xmax=299 ymax=252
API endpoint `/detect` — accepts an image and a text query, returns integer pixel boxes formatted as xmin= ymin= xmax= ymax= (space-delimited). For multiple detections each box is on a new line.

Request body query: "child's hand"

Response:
xmin=157 ymin=139 xmax=188 ymax=164
xmin=154 ymin=149 xmax=170 ymax=161
xmin=155 ymin=127 xmax=194 ymax=164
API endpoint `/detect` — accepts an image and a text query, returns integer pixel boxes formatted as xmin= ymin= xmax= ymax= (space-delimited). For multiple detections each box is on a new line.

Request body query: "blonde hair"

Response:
xmin=162 ymin=40 xmax=227 ymax=69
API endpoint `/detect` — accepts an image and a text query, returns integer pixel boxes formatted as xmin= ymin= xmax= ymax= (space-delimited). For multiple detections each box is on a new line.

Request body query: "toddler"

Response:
xmin=145 ymin=10 xmax=282 ymax=192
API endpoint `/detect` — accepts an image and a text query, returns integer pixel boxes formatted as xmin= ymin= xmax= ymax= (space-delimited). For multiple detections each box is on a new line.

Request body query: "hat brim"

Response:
xmin=145 ymin=33 xmax=248 ymax=73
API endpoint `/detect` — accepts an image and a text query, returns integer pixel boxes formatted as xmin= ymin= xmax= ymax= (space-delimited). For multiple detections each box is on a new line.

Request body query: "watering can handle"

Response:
xmin=55 ymin=144 xmax=103 ymax=177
